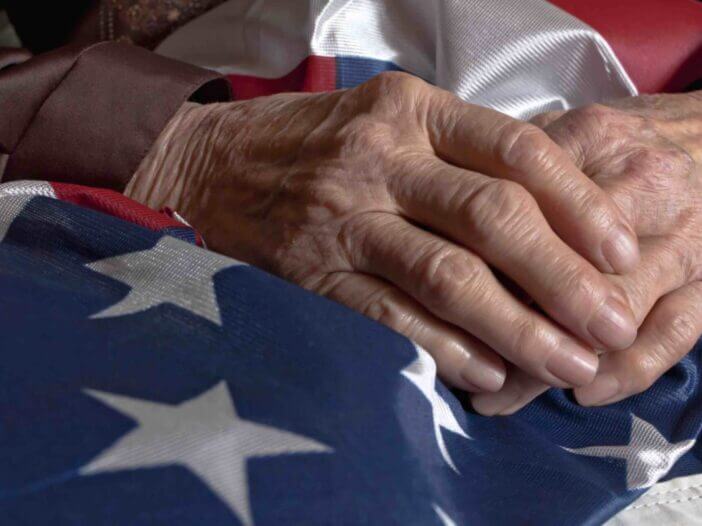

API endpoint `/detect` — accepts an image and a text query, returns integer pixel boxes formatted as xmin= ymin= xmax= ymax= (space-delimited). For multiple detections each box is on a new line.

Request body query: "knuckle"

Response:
xmin=555 ymin=265 xmax=602 ymax=312
xmin=621 ymin=307 xmax=702 ymax=396
xmin=365 ymin=71 xmax=425 ymax=100
xmin=462 ymin=179 xmax=538 ymax=240
xmin=577 ymin=190 xmax=619 ymax=231
xmin=337 ymin=212 xmax=396 ymax=268
xmin=361 ymin=288 xmax=415 ymax=335
xmin=670 ymin=313 xmax=700 ymax=346
xmin=415 ymin=246 xmax=484 ymax=310
xmin=510 ymin=317 xmax=550 ymax=365
xmin=551 ymin=104 xmax=621 ymax=159
xmin=627 ymin=356 xmax=659 ymax=393
xmin=496 ymin=121 xmax=553 ymax=169
xmin=337 ymin=214 xmax=371 ymax=267
xmin=571 ymin=103 xmax=618 ymax=127
xmin=613 ymin=279 xmax=645 ymax=324
xmin=654 ymin=307 xmax=699 ymax=352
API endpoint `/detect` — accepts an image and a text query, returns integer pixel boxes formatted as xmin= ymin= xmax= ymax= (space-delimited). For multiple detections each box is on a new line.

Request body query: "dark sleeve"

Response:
xmin=0 ymin=41 xmax=231 ymax=190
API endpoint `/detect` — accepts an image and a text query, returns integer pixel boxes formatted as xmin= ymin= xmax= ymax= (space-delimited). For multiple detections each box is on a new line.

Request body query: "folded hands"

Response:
xmin=126 ymin=73 xmax=702 ymax=415
xmin=476 ymin=93 xmax=702 ymax=413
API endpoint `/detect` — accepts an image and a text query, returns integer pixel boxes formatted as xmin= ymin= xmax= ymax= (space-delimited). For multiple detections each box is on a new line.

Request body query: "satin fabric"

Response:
xmin=156 ymin=0 xmax=637 ymax=120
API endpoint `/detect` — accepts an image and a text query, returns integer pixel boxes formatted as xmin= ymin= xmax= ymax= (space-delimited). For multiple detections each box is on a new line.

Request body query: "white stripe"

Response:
xmin=0 ymin=180 xmax=56 ymax=199
xmin=157 ymin=0 xmax=636 ymax=119
xmin=0 ymin=181 xmax=57 ymax=243
xmin=607 ymin=473 xmax=702 ymax=526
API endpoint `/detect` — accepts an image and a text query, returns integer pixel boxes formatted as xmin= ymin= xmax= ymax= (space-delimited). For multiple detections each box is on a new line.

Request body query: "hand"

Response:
xmin=126 ymin=72 xmax=639 ymax=393
xmin=473 ymin=92 xmax=702 ymax=415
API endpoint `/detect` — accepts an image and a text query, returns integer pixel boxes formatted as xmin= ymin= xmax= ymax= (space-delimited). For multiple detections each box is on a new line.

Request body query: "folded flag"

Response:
xmin=4 ymin=1 xmax=702 ymax=524
xmin=1 ymin=180 xmax=702 ymax=525
xmin=157 ymin=0 xmax=702 ymax=118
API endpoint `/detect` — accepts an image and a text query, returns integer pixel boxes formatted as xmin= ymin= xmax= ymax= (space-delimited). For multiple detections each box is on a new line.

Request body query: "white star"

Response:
xmin=81 ymin=381 xmax=332 ymax=525
xmin=564 ymin=415 xmax=695 ymax=490
xmin=401 ymin=345 xmax=470 ymax=473
xmin=86 ymin=236 xmax=241 ymax=325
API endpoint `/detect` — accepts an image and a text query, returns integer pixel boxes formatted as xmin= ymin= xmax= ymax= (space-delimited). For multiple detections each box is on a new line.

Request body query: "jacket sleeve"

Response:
xmin=0 ymin=41 xmax=231 ymax=190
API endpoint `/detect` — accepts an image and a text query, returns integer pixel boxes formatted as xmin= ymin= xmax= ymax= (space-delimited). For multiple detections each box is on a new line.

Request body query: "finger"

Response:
xmin=315 ymin=270 xmax=506 ymax=392
xmin=345 ymin=212 xmax=599 ymax=387
xmin=425 ymin=91 xmax=639 ymax=274
xmin=472 ymin=237 xmax=692 ymax=414
xmin=471 ymin=366 xmax=549 ymax=416
xmin=575 ymin=281 xmax=702 ymax=406
xmin=609 ymin=236 xmax=693 ymax=326
xmin=390 ymin=158 xmax=637 ymax=351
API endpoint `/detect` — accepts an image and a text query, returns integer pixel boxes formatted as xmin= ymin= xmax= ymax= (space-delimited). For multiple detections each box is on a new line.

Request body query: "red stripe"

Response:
xmin=51 ymin=183 xmax=202 ymax=244
xmin=550 ymin=0 xmax=702 ymax=93
xmin=227 ymin=56 xmax=337 ymax=99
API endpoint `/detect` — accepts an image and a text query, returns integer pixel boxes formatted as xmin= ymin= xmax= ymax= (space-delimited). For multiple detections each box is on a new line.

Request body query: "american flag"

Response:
xmin=3 ymin=1 xmax=702 ymax=524
xmin=1 ymin=180 xmax=702 ymax=525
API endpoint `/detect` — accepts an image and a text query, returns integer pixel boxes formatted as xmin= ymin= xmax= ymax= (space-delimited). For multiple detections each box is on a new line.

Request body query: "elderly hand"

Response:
xmin=126 ymin=72 xmax=639 ymax=394
xmin=473 ymin=91 xmax=702 ymax=415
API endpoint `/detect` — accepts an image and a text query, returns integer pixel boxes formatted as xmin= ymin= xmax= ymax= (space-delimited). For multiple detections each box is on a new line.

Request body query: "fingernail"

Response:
xmin=602 ymin=226 xmax=640 ymax=274
xmin=588 ymin=297 xmax=637 ymax=350
xmin=471 ymin=389 xmax=519 ymax=416
xmin=545 ymin=341 xmax=598 ymax=387
xmin=462 ymin=364 xmax=505 ymax=393
xmin=575 ymin=373 xmax=621 ymax=406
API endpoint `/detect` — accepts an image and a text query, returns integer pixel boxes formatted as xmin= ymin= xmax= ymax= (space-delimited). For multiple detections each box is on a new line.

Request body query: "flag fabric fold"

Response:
xmin=1 ymin=180 xmax=702 ymax=525
xmin=156 ymin=0 xmax=638 ymax=120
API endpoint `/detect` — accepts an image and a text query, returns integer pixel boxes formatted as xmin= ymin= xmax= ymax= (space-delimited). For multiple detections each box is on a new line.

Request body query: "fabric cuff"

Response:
xmin=3 ymin=42 xmax=231 ymax=190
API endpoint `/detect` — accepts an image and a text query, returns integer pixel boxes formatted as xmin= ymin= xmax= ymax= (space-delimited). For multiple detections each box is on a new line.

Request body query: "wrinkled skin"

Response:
xmin=473 ymin=92 xmax=702 ymax=415
xmin=126 ymin=72 xmax=641 ymax=395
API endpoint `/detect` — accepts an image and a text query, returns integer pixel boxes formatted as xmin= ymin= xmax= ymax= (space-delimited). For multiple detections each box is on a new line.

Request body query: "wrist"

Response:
xmin=125 ymin=101 xmax=229 ymax=213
